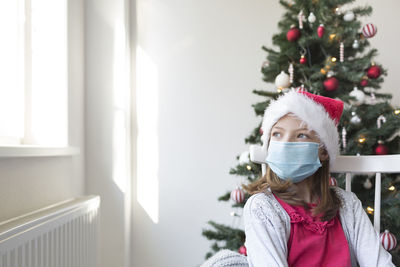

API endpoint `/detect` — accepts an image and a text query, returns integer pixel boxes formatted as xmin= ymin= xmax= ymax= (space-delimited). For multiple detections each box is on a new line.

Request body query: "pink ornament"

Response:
xmin=329 ymin=176 xmax=338 ymax=186
xmin=317 ymin=24 xmax=325 ymax=38
xmin=238 ymin=245 xmax=247 ymax=256
xmin=360 ymin=79 xmax=368 ymax=87
xmin=259 ymin=127 xmax=263 ymax=135
xmin=380 ymin=230 xmax=397 ymax=251
xmin=362 ymin=23 xmax=377 ymax=38
xmin=230 ymin=187 xmax=245 ymax=203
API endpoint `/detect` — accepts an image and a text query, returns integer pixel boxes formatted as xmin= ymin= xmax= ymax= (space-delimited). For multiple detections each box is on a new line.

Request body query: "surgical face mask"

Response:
xmin=265 ymin=140 xmax=322 ymax=183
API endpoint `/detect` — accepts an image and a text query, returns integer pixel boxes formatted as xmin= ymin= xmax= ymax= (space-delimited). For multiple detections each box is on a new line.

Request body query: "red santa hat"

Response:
xmin=261 ymin=88 xmax=344 ymax=167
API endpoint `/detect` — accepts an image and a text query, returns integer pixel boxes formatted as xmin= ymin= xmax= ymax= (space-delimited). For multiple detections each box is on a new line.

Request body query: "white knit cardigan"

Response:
xmin=201 ymin=186 xmax=395 ymax=267
xmin=243 ymin=186 xmax=395 ymax=267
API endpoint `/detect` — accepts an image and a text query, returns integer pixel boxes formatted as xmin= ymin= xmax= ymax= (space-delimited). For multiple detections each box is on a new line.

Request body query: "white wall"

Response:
xmin=84 ymin=0 xmax=132 ymax=267
xmin=132 ymin=1 xmax=400 ymax=266
xmin=0 ymin=0 xmax=85 ymax=222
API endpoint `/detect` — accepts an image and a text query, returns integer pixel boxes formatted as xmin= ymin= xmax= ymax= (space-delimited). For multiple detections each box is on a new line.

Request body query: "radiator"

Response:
xmin=0 ymin=195 xmax=100 ymax=267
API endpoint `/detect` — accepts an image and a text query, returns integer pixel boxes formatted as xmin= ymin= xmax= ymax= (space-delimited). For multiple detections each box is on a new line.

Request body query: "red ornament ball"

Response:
xmin=287 ymin=27 xmax=301 ymax=42
xmin=375 ymin=143 xmax=388 ymax=155
xmin=300 ymin=56 xmax=307 ymax=64
xmin=367 ymin=65 xmax=381 ymax=79
xmin=362 ymin=23 xmax=378 ymax=38
xmin=238 ymin=245 xmax=247 ymax=256
xmin=323 ymin=77 xmax=339 ymax=91
xmin=360 ymin=79 xmax=369 ymax=87
xmin=230 ymin=187 xmax=245 ymax=203
xmin=329 ymin=176 xmax=338 ymax=186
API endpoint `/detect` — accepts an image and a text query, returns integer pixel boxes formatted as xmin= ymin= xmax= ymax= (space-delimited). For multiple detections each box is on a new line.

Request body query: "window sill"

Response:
xmin=0 ymin=145 xmax=80 ymax=158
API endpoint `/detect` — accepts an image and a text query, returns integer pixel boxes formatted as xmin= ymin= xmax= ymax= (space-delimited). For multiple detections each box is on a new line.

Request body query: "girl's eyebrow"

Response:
xmin=272 ymin=126 xmax=310 ymax=131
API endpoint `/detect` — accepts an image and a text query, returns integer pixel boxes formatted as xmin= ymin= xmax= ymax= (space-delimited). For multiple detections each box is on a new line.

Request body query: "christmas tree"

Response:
xmin=202 ymin=0 xmax=400 ymax=265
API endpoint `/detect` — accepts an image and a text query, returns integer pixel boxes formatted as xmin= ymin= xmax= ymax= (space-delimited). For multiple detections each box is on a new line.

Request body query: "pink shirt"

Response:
xmin=273 ymin=193 xmax=351 ymax=267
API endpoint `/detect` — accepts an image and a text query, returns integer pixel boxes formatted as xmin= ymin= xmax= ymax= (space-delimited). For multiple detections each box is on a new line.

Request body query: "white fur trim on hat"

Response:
xmin=261 ymin=89 xmax=340 ymax=167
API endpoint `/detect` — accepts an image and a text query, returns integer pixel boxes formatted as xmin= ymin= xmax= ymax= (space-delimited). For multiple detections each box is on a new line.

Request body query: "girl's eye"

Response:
xmin=298 ymin=133 xmax=309 ymax=138
xmin=272 ymin=132 xmax=281 ymax=137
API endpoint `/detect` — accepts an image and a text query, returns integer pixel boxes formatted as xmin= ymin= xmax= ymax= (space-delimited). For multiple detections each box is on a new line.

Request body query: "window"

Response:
xmin=0 ymin=0 xmax=67 ymax=147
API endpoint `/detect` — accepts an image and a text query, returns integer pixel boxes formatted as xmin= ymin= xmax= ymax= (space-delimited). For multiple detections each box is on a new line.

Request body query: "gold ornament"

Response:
xmin=366 ymin=207 xmax=374 ymax=214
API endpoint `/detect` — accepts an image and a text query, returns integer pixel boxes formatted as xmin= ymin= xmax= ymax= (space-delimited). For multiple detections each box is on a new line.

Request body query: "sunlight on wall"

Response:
xmin=136 ymin=45 xmax=159 ymax=224
xmin=112 ymin=19 xmax=130 ymax=194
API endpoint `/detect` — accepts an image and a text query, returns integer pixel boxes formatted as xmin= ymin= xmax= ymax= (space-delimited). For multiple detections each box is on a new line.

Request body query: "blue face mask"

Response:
xmin=265 ymin=140 xmax=322 ymax=183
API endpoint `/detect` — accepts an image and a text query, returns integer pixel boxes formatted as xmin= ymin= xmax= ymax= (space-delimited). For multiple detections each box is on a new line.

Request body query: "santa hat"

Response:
xmin=261 ymin=88 xmax=344 ymax=167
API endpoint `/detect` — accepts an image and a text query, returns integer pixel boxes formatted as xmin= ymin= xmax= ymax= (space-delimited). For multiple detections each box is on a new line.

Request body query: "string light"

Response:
xmin=331 ymin=57 xmax=337 ymax=63
xmin=358 ymin=137 xmax=366 ymax=143
xmin=246 ymin=165 xmax=252 ymax=171
xmin=366 ymin=207 xmax=374 ymax=214
xmin=394 ymin=109 xmax=400 ymax=115
xmin=388 ymin=186 xmax=395 ymax=191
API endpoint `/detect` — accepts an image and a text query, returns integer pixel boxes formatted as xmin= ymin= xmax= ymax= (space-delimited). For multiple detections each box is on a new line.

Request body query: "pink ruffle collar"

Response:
xmin=273 ymin=193 xmax=336 ymax=235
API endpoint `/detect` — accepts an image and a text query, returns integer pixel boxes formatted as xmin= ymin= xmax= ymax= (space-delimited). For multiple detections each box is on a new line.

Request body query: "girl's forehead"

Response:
xmin=273 ymin=113 xmax=307 ymax=128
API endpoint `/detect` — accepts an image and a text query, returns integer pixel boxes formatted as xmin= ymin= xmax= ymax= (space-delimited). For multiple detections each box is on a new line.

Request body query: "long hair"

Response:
xmin=242 ymin=149 xmax=342 ymax=222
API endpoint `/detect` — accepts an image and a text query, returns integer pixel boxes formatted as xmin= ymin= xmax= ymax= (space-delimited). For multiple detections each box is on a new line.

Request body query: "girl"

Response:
xmin=242 ymin=89 xmax=395 ymax=267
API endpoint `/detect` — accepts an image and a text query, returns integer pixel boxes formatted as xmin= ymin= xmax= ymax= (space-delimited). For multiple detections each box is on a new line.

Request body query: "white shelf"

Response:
xmin=0 ymin=145 xmax=80 ymax=158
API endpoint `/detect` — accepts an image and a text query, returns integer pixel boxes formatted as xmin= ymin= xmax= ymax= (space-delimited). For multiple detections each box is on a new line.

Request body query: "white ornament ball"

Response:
xmin=343 ymin=11 xmax=355 ymax=21
xmin=350 ymin=112 xmax=362 ymax=124
xmin=231 ymin=187 xmax=245 ymax=203
xmin=363 ymin=178 xmax=372 ymax=189
xmin=239 ymin=151 xmax=250 ymax=164
xmin=349 ymin=87 xmax=365 ymax=106
xmin=380 ymin=230 xmax=397 ymax=251
xmin=352 ymin=40 xmax=359 ymax=49
xmin=275 ymin=71 xmax=291 ymax=89
xmin=308 ymin=12 xmax=316 ymax=23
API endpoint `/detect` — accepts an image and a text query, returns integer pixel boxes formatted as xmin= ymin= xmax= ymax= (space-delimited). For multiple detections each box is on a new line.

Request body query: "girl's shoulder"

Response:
xmin=331 ymin=186 xmax=357 ymax=210
xmin=244 ymin=191 xmax=289 ymax=225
